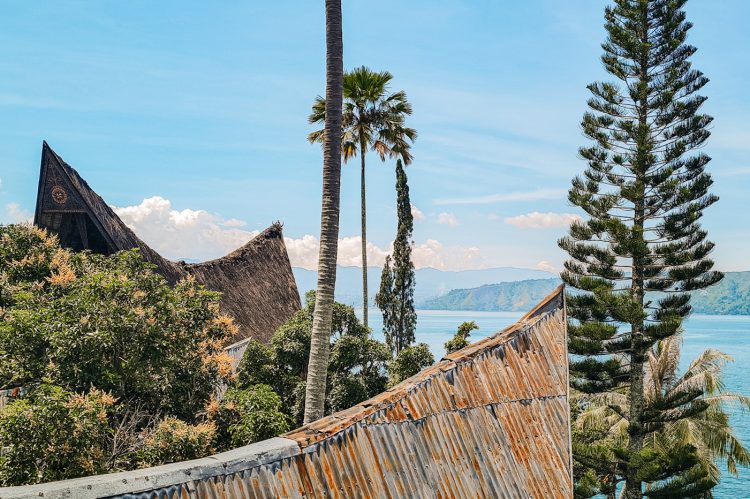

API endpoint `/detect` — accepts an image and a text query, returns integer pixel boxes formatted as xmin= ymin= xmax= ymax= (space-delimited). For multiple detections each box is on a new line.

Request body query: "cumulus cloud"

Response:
xmin=4 ymin=203 xmax=33 ymax=224
xmin=412 ymin=239 xmax=485 ymax=270
xmin=223 ymin=218 xmax=247 ymax=227
xmin=113 ymin=196 xmax=260 ymax=261
xmin=434 ymin=188 xmax=566 ymax=206
xmin=437 ymin=212 xmax=458 ymax=226
xmin=535 ymin=260 xmax=558 ymax=273
xmin=284 ymin=236 xmax=486 ymax=271
xmin=112 ymin=196 xmax=487 ymax=271
xmin=504 ymin=211 xmax=581 ymax=229
xmin=410 ymin=204 xmax=425 ymax=221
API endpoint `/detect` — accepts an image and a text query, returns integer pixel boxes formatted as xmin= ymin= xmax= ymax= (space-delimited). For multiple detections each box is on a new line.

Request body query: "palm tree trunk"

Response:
xmin=360 ymin=135 xmax=368 ymax=327
xmin=303 ymin=0 xmax=343 ymax=425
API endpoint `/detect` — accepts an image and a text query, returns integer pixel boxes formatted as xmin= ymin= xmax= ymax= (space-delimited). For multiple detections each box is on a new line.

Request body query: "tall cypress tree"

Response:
xmin=559 ymin=1 xmax=722 ymax=497
xmin=375 ymin=160 xmax=416 ymax=355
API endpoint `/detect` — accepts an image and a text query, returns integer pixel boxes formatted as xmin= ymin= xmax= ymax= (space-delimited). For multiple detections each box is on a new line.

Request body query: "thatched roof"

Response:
xmin=33 ymin=142 xmax=301 ymax=343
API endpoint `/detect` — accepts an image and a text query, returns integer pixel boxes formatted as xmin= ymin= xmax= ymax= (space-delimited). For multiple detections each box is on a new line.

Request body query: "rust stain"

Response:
xmin=11 ymin=286 xmax=570 ymax=499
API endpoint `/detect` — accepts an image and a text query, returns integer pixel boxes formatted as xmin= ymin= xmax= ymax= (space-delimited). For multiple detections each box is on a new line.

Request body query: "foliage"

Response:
xmin=308 ymin=66 xmax=417 ymax=166
xmin=575 ymin=338 xmax=750 ymax=489
xmin=376 ymin=160 xmax=417 ymax=355
xmin=137 ymin=417 xmax=216 ymax=467
xmin=309 ymin=66 xmax=417 ymax=329
xmin=0 ymin=225 xmax=236 ymax=421
xmin=0 ymin=225 xmax=60 ymax=309
xmin=560 ymin=1 xmax=725 ymax=495
xmin=236 ymin=292 xmax=389 ymax=426
xmin=388 ymin=343 xmax=434 ymax=386
xmin=0 ymin=384 xmax=115 ymax=486
xmin=208 ymin=385 xmax=289 ymax=451
xmin=422 ymin=278 xmax=562 ymax=312
xmin=444 ymin=321 xmax=478 ymax=354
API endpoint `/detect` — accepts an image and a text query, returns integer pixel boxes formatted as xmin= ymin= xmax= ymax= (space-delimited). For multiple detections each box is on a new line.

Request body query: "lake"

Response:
xmin=363 ymin=309 xmax=750 ymax=496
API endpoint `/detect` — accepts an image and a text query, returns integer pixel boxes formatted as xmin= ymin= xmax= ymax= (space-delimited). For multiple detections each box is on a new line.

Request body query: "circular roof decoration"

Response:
xmin=51 ymin=185 xmax=68 ymax=205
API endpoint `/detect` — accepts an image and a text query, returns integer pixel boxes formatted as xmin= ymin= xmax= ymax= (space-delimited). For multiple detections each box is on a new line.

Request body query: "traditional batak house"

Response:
xmin=33 ymin=142 xmax=301 ymax=346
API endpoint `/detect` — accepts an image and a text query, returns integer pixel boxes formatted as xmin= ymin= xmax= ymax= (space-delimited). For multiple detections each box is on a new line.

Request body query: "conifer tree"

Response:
xmin=375 ymin=160 xmax=416 ymax=355
xmin=559 ymin=1 xmax=722 ymax=496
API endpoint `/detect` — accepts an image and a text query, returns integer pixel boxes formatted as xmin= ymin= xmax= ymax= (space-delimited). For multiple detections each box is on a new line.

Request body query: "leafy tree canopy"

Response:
xmin=235 ymin=291 xmax=390 ymax=426
xmin=444 ymin=321 xmax=478 ymax=354
xmin=0 ymin=225 xmax=235 ymax=421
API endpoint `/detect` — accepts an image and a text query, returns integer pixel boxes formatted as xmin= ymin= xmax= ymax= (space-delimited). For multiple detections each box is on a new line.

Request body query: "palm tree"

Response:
xmin=308 ymin=67 xmax=416 ymax=327
xmin=303 ymin=0 xmax=343 ymax=425
xmin=575 ymin=337 xmax=750 ymax=496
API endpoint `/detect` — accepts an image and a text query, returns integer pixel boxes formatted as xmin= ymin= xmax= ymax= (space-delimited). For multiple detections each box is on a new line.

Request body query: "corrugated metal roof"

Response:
xmin=0 ymin=286 xmax=571 ymax=499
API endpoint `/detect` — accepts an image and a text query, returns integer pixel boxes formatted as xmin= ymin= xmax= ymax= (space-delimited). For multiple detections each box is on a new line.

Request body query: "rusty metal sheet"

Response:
xmin=0 ymin=286 xmax=571 ymax=499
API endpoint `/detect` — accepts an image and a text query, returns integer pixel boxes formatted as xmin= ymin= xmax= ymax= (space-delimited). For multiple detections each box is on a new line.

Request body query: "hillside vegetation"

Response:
xmin=421 ymin=273 xmax=750 ymax=315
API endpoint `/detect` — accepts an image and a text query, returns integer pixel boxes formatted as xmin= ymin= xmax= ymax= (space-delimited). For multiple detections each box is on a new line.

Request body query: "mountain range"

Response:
xmin=293 ymin=267 xmax=750 ymax=315
xmin=292 ymin=266 xmax=555 ymax=306
xmin=420 ymin=272 xmax=750 ymax=315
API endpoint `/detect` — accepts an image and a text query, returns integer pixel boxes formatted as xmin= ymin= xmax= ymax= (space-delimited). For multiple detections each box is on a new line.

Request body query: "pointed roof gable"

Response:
xmin=33 ymin=142 xmax=301 ymax=342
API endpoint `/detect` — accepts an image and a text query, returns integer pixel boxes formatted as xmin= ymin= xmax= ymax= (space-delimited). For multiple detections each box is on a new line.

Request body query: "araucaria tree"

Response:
xmin=309 ymin=67 xmax=416 ymax=327
xmin=375 ymin=160 xmax=416 ymax=355
xmin=560 ymin=1 xmax=723 ymax=497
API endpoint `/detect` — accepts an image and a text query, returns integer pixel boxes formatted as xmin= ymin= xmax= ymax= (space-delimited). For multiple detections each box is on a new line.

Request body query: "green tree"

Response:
xmin=444 ymin=321 xmax=478 ymax=354
xmin=0 ymin=384 xmax=115 ymax=486
xmin=375 ymin=160 xmax=417 ymax=355
xmin=304 ymin=0 xmax=344 ymax=424
xmin=388 ymin=343 xmax=434 ymax=386
xmin=309 ymin=67 xmax=417 ymax=327
xmin=0 ymin=226 xmax=236 ymax=421
xmin=575 ymin=338 xmax=750 ymax=495
xmin=559 ymin=1 xmax=723 ymax=496
xmin=238 ymin=293 xmax=389 ymax=427
xmin=137 ymin=417 xmax=216 ymax=467
xmin=208 ymin=385 xmax=289 ymax=451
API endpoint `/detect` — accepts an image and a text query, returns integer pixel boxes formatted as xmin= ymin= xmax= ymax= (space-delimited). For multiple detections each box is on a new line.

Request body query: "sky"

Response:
xmin=1 ymin=0 xmax=749 ymax=272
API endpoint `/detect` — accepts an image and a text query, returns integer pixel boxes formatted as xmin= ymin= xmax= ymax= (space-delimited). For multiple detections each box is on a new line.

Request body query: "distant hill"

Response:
xmin=292 ymin=266 xmax=556 ymax=307
xmin=417 ymin=272 xmax=750 ymax=315
xmin=420 ymin=278 xmax=562 ymax=312
xmin=690 ymin=271 xmax=750 ymax=315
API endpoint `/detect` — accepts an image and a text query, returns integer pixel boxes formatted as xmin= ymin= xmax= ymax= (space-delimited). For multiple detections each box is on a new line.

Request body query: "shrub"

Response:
xmin=0 ymin=225 xmax=236 ymax=421
xmin=0 ymin=384 xmax=115 ymax=486
xmin=137 ymin=417 xmax=216 ymax=467
xmin=388 ymin=343 xmax=434 ymax=386
xmin=208 ymin=385 xmax=289 ymax=451
xmin=444 ymin=321 xmax=478 ymax=354
xmin=235 ymin=293 xmax=389 ymax=426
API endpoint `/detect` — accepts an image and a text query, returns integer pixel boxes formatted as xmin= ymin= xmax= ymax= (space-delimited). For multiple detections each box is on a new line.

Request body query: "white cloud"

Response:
xmin=412 ymin=239 xmax=485 ymax=270
xmin=112 ymin=196 xmax=487 ymax=271
xmin=284 ymin=235 xmax=486 ymax=271
xmin=113 ymin=196 xmax=260 ymax=261
xmin=535 ymin=260 xmax=558 ymax=273
xmin=410 ymin=204 xmax=425 ymax=221
xmin=4 ymin=203 xmax=33 ymax=224
xmin=223 ymin=218 xmax=247 ymax=227
xmin=437 ymin=212 xmax=458 ymax=226
xmin=504 ymin=211 xmax=581 ymax=229
xmin=434 ymin=188 xmax=566 ymax=206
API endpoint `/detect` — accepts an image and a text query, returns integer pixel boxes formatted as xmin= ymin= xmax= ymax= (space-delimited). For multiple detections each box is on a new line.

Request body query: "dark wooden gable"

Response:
xmin=34 ymin=142 xmax=115 ymax=254
xmin=32 ymin=142 xmax=301 ymax=342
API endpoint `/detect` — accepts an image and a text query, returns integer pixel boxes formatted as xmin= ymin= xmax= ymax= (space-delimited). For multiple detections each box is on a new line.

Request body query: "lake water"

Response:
xmin=363 ymin=309 xmax=750 ymax=496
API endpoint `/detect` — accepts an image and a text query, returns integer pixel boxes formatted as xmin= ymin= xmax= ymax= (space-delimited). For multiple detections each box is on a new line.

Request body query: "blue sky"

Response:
xmin=1 ymin=0 xmax=749 ymax=271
